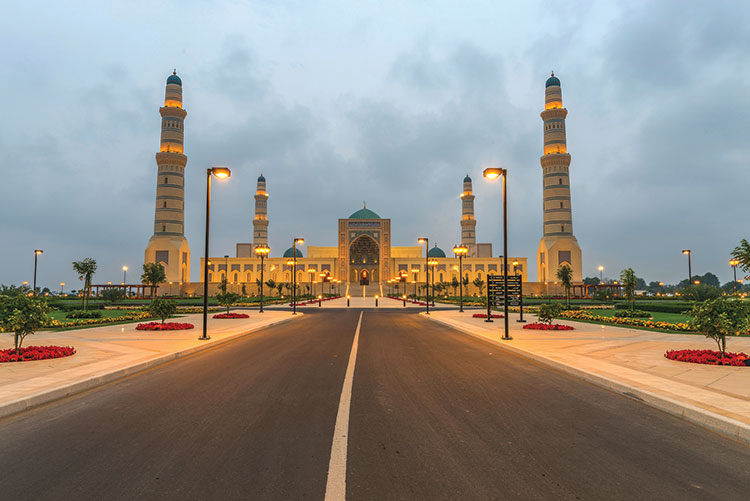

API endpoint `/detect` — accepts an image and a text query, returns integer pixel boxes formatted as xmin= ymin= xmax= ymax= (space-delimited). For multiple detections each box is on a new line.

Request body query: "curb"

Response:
xmin=0 ymin=314 xmax=301 ymax=420
xmin=424 ymin=313 xmax=750 ymax=444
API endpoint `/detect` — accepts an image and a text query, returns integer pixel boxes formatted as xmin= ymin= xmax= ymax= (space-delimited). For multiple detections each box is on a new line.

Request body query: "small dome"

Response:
xmin=463 ymin=174 xmax=472 ymax=183
xmin=428 ymin=245 xmax=446 ymax=258
xmin=167 ymin=72 xmax=182 ymax=86
xmin=349 ymin=207 xmax=380 ymax=219
xmin=546 ymin=72 xmax=560 ymax=88
xmin=282 ymin=247 xmax=304 ymax=258
xmin=257 ymin=173 xmax=266 ymax=182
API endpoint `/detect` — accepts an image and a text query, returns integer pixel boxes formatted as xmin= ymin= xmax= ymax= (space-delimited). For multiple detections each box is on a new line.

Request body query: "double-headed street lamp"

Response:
xmin=32 ymin=249 xmax=43 ymax=295
xmin=428 ymin=258 xmax=438 ymax=307
xmin=730 ymin=259 xmax=740 ymax=292
xmin=201 ymin=166 xmax=231 ymax=341
xmin=417 ymin=238 xmax=430 ymax=314
xmin=682 ymin=249 xmax=692 ymax=285
xmin=254 ymin=244 xmax=270 ymax=313
xmin=452 ymin=244 xmax=468 ymax=312
xmin=483 ymin=167 xmax=511 ymax=340
xmin=292 ymin=238 xmax=304 ymax=314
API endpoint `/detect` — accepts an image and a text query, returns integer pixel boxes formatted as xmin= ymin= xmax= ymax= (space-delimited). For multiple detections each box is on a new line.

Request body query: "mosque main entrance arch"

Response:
xmin=349 ymin=235 xmax=379 ymax=284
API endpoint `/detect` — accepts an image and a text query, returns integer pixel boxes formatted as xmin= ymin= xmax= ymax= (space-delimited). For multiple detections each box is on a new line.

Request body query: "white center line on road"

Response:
xmin=324 ymin=311 xmax=363 ymax=501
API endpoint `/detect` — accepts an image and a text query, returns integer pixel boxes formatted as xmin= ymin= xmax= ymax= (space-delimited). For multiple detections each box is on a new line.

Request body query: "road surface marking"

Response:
xmin=324 ymin=311 xmax=362 ymax=501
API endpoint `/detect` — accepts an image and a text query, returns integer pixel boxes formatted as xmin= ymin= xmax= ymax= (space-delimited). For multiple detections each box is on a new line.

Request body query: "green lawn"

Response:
xmin=49 ymin=309 xmax=143 ymax=322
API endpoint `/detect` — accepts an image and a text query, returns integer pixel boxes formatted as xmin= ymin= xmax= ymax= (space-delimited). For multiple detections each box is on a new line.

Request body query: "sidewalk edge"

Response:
xmin=0 ymin=314 xmax=301 ymax=420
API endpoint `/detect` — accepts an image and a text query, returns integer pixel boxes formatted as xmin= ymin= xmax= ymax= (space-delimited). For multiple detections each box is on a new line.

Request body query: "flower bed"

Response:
xmin=213 ymin=312 xmax=249 ymax=319
xmin=559 ymin=310 xmax=692 ymax=332
xmin=43 ymin=311 xmax=152 ymax=330
xmin=665 ymin=349 xmax=750 ymax=366
xmin=472 ymin=313 xmax=504 ymax=318
xmin=1 ymin=345 xmax=76 ymax=363
xmin=523 ymin=322 xmax=574 ymax=331
xmin=135 ymin=322 xmax=195 ymax=331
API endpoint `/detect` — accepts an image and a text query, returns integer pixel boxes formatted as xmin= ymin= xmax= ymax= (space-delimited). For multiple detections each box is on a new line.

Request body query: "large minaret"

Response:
xmin=536 ymin=72 xmax=582 ymax=282
xmin=252 ymin=174 xmax=269 ymax=249
xmin=144 ymin=71 xmax=191 ymax=283
xmin=460 ymin=174 xmax=477 ymax=255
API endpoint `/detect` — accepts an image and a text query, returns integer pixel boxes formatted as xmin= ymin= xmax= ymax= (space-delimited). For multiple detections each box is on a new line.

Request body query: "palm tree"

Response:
xmin=265 ymin=279 xmax=276 ymax=296
xmin=556 ymin=264 xmax=573 ymax=307
xmin=731 ymin=239 xmax=750 ymax=273
xmin=620 ymin=268 xmax=637 ymax=311
xmin=141 ymin=262 xmax=167 ymax=300
xmin=72 ymin=258 xmax=97 ymax=311
xmin=451 ymin=277 xmax=459 ymax=296
xmin=472 ymin=277 xmax=485 ymax=295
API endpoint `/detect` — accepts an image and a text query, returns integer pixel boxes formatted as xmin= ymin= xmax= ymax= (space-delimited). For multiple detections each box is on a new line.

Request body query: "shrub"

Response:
xmin=612 ymin=309 xmax=652 ymax=319
xmin=0 ymin=295 xmax=51 ymax=352
xmin=688 ymin=298 xmax=750 ymax=356
xmin=65 ymin=310 xmax=102 ymax=319
xmin=148 ymin=298 xmax=177 ymax=324
xmin=538 ymin=303 xmax=563 ymax=324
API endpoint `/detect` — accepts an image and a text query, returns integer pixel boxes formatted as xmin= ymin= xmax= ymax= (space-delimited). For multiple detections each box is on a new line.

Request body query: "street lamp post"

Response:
xmin=122 ymin=265 xmax=128 ymax=285
xmin=32 ymin=249 xmax=43 ymax=295
xmin=730 ymin=259 xmax=740 ymax=292
xmin=254 ymin=244 xmax=270 ymax=313
xmin=410 ymin=268 xmax=419 ymax=301
xmin=60 ymin=282 xmax=65 ymax=295
xmin=598 ymin=265 xmax=604 ymax=283
xmin=453 ymin=245 xmax=468 ymax=312
xmin=292 ymin=238 xmax=304 ymax=314
xmin=417 ymin=238 xmax=429 ymax=315
xmin=682 ymin=250 xmax=692 ymax=284
xmin=483 ymin=167 xmax=511 ymax=340
xmin=201 ymin=166 xmax=231 ymax=341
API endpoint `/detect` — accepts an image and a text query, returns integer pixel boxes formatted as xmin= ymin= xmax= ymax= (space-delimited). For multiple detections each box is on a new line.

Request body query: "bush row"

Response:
xmin=614 ymin=302 xmax=693 ymax=314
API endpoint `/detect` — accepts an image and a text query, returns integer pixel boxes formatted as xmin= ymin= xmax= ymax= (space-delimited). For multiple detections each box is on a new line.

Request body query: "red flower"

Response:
xmin=135 ymin=322 xmax=195 ymax=331
xmin=472 ymin=313 xmax=504 ymax=318
xmin=0 ymin=345 xmax=76 ymax=363
xmin=665 ymin=349 xmax=748 ymax=366
xmin=523 ymin=323 xmax=574 ymax=331
xmin=212 ymin=313 xmax=250 ymax=319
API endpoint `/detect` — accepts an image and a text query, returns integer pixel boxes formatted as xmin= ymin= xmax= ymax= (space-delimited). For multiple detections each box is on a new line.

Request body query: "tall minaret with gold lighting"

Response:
xmin=253 ymin=174 xmax=269 ymax=249
xmin=460 ymin=174 xmax=477 ymax=254
xmin=144 ymin=71 xmax=191 ymax=283
xmin=536 ymin=72 xmax=582 ymax=282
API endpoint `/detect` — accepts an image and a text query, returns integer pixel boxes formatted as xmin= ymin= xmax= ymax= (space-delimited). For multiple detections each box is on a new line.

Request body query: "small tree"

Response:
xmin=685 ymin=284 xmax=722 ymax=302
xmin=451 ymin=277 xmax=459 ymax=296
xmin=276 ymin=283 xmax=284 ymax=296
xmin=141 ymin=262 xmax=167 ymax=300
xmin=620 ymin=268 xmax=637 ymax=311
xmin=689 ymin=298 xmax=750 ymax=357
xmin=256 ymin=278 xmax=263 ymax=295
xmin=556 ymin=264 xmax=573 ymax=307
xmin=148 ymin=298 xmax=177 ymax=324
xmin=216 ymin=292 xmax=240 ymax=313
xmin=241 ymin=284 xmax=247 ymax=297
xmin=217 ymin=277 xmax=228 ymax=294
xmin=265 ymin=279 xmax=276 ymax=295
xmin=472 ymin=277 xmax=485 ymax=295
xmin=0 ymin=295 xmax=51 ymax=353
xmin=72 ymin=258 xmax=97 ymax=311
xmin=102 ymin=288 xmax=125 ymax=304
xmin=537 ymin=303 xmax=562 ymax=325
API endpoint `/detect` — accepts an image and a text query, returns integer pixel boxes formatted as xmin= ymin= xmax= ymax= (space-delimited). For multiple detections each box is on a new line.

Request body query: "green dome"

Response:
xmin=463 ymin=174 xmax=472 ymax=183
xmin=257 ymin=173 xmax=265 ymax=182
xmin=349 ymin=207 xmax=380 ymax=219
xmin=428 ymin=245 xmax=446 ymax=258
xmin=282 ymin=247 xmax=304 ymax=258
xmin=167 ymin=72 xmax=182 ymax=86
xmin=546 ymin=73 xmax=560 ymax=87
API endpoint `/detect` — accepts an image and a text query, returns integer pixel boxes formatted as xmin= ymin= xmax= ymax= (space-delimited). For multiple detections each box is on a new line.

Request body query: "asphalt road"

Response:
xmin=1 ymin=310 xmax=749 ymax=500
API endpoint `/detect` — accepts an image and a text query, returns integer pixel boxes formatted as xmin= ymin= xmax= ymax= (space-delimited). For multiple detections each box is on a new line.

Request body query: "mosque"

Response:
xmin=144 ymin=71 xmax=583 ymax=296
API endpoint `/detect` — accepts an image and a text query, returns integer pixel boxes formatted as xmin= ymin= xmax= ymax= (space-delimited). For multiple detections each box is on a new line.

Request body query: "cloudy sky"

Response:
xmin=1 ymin=0 xmax=748 ymax=290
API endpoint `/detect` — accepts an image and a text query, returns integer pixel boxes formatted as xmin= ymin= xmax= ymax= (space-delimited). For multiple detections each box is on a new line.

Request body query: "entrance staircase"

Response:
xmin=345 ymin=283 xmax=382 ymax=298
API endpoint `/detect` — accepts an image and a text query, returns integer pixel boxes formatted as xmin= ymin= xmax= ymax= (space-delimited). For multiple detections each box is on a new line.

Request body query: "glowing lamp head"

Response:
xmin=34 ymin=249 xmax=43 ymax=255
xmin=123 ymin=266 xmax=128 ymax=271
xmin=210 ymin=166 xmax=231 ymax=179
xmin=598 ymin=265 xmax=604 ymax=272
xmin=483 ymin=167 xmax=505 ymax=180
xmin=682 ymin=249 xmax=690 ymax=255
xmin=452 ymin=244 xmax=469 ymax=256
xmin=730 ymin=259 xmax=739 ymax=266
xmin=418 ymin=238 xmax=427 ymax=245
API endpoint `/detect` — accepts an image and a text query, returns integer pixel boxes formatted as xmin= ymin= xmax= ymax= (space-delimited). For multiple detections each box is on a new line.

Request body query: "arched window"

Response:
xmin=208 ymin=272 xmax=213 ymax=282
xmin=246 ymin=272 xmax=251 ymax=282
xmin=559 ymin=178 xmax=562 ymax=185
xmin=233 ymin=272 xmax=239 ymax=282
xmin=165 ymin=177 xmax=168 ymax=184
xmin=439 ymin=273 xmax=444 ymax=281
xmin=561 ymin=225 xmax=565 ymax=232
xmin=560 ymin=202 xmax=563 ymax=208
xmin=163 ymin=201 xmax=167 ymax=208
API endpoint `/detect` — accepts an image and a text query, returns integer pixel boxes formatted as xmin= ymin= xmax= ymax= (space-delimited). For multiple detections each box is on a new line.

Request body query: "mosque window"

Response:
xmin=559 ymin=178 xmax=562 ymax=185
xmin=164 ymin=201 xmax=167 ymax=208
xmin=560 ymin=202 xmax=564 ymax=208
xmin=165 ymin=177 xmax=168 ymax=184
xmin=561 ymin=225 xmax=565 ymax=232
xmin=162 ymin=225 xmax=166 ymax=232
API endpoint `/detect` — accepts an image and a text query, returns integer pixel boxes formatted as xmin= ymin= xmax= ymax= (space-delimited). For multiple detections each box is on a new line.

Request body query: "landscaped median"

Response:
xmin=557 ymin=309 xmax=693 ymax=332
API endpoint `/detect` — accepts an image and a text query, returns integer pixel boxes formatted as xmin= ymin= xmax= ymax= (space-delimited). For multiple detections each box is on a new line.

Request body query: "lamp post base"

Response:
xmin=198 ymin=336 xmax=211 ymax=341
xmin=501 ymin=336 xmax=513 ymax=341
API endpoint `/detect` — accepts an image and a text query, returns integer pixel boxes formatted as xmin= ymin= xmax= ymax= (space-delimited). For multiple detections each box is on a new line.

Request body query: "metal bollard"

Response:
xmin=375 ymin=295 xmax=379 ymax=307
xmin=403 ymin=295 xmax=406 ymax=307
xmin=347 ymin=295 xmax=350 ymax=307
xmin=318 ymin=295 xmax=322 ymax=307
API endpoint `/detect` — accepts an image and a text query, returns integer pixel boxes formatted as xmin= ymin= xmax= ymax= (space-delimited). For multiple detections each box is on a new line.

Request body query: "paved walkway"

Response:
xmin=0 ymin=310 xmax=297 ymax=418
xmin=427 ymin=310 xmax=750 ymax=442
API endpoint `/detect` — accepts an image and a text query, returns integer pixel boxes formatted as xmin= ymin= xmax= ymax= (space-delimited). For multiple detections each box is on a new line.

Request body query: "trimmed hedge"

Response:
xmin=65 ymin=310 xmax=103 ymax=319
xmin=614 ymin=302 xmax=693 ymax=314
